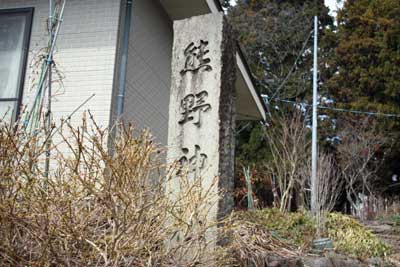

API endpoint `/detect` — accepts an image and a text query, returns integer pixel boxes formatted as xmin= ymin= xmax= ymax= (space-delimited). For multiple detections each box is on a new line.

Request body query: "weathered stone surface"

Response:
xmin=267 ymin=256 xmax=303 ymax=267
xmin=167 ymin=12 xmax=236 ymax=243
xmin=303 ymin=255 xmax=379 ymax=267
xmin=243 ymin=253 xmax=387 ymax=267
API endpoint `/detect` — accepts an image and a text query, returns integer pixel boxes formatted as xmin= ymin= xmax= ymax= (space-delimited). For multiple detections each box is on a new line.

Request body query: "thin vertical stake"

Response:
xmin=44 ymin=0 xmax=53 ymax=179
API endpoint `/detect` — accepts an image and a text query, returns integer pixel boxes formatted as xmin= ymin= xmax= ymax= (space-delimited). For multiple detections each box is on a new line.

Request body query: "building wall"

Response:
xmin=0 ymin=0 xmax=121 ymax=128
xmin=121 ymin=0 xmax=173 ymax=145
xmin=1 ymin=0 xmax=173 ymax=148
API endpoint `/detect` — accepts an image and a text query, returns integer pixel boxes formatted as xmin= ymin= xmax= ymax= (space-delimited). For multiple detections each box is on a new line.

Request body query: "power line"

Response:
xmin=269 ymin=98 xmax=400 ymax=118
xmin=271 ymin=29 xmax=314 ymax=99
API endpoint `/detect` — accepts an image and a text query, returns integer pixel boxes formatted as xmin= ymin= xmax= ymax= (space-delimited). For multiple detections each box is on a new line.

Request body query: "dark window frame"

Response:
xmin=0 ymin=7 xmax=34 ymax=121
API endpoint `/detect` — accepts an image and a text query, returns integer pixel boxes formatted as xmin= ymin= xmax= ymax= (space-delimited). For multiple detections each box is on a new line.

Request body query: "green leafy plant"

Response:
xmin=325 ymin=213 xmax=392 ymax=259
xmin=389 ymin=214 xmax=400 ymax=226
xmin=234 ymin=209 xmax=393 ymax=260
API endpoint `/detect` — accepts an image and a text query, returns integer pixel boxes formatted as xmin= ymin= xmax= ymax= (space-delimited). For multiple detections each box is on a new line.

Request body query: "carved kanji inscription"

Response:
xmin=181 ymin=40 xmax=212 ymax=74
xmin=178 ymin=145 xmax=208 ymax=177
xmin=178 ymin=91 xmax=211 ymax=127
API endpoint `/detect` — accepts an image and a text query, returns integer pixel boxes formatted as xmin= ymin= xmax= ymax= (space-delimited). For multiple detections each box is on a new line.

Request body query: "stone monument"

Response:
xmin=167 ymin=12 xmax=236 ymax=236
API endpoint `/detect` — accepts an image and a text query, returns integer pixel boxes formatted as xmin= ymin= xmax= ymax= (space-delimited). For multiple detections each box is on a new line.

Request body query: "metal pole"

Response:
xmin=44 ymin=0 xmax=53 ymax=178
xmin=311 ymin=15 xmax=318 ymax=215
xmin=24 ymin=0 xmax=65 ymax=129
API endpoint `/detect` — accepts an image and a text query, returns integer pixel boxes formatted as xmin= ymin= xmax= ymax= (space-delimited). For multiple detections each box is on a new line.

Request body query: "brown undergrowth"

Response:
xmin=0 ymin=115 xmax=229 ymax=267
xmin=226 ymin=209 xmax=393 ymax=266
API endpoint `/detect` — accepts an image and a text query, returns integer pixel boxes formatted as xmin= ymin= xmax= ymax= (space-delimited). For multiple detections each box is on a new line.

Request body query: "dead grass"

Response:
xmin=227 ymin=208 xmax=393 ymax=265
xmin=225 ymin=218 xmax=301 ymax=267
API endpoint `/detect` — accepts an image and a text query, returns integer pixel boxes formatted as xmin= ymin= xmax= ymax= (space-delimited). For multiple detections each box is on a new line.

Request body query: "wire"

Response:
xmin=270 ymin=29 xmax=314 ymax=99
xmin=236 ymin=122 xmax=251 ymax=135
xmin=237 ymin=112 xmax=263 ymax=120
xmin=269 ymin=98 xmax=400 ymax=118
xmin=49 ymin=93 xmax=96 ymax=140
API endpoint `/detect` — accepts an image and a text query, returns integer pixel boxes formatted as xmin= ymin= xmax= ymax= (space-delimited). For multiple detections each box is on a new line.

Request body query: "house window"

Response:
xmin=0 ymin=8 xmax=33 ymax=123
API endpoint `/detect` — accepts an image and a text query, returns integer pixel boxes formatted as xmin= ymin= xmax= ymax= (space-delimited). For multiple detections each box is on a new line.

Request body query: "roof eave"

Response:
xmin=160 ymin=0 xmax=268 ymax=121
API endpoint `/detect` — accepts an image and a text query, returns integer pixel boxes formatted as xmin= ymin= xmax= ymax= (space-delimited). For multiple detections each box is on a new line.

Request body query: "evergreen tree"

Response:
xmin=327 ymin=0 xmax=400 ymax=194
xmin=327 ymin=0 xmax=400 ymax=113
xmin=229 ymin=0 xmax=334 ymax=99
xmin=220 ymin=0 xmax=231 ymax=8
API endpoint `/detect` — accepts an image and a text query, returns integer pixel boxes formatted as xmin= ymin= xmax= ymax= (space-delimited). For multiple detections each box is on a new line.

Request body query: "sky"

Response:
xmin=324 ymin=0 xmax=344 ymax=16
xmin=229 ymin=0 xmax=344 ymax=17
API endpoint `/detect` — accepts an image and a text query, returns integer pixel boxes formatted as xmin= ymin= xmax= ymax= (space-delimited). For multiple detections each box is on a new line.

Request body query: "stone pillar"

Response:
xmin=167 ymin=13 xmax=236 ymax=224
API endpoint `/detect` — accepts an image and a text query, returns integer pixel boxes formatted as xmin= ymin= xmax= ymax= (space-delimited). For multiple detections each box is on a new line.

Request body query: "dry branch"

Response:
xmin=0 ymin=117 xmax=228 ymax=267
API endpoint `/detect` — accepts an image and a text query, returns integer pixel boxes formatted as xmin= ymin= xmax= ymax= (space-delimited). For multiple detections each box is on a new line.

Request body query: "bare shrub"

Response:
xmin=0 ymin=115 xmax=227 ymax=266
xmin=315 ymin=153 xmax=343 ymax=232
xmin=299 ymin=152 xmax=344 ymax=233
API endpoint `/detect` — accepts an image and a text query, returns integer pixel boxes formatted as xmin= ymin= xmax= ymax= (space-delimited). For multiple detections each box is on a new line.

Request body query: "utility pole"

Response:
xmin=311 ymin=15 xmax=318 ymax=215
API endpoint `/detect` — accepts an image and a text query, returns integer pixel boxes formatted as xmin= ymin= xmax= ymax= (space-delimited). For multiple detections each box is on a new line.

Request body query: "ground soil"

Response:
xmin=256 ymin=252 xmax=388 ymax=267
xmin=365 ymin=220 xmax=400 ymax=266
xmin=242 ymin=218 xmax=400 ymax=266
xmin=255 ymin=220 xmax=400 ymax=267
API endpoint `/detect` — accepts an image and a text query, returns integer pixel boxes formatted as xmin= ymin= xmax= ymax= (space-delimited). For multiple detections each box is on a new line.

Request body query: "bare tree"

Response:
xmin=336 ymin=119 xmax=388 ymax=217
xmin=264 ymin=110 xmax=310 ymax=212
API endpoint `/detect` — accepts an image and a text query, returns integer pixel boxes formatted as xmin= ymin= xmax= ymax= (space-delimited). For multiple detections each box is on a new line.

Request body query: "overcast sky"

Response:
xmin=324 ymin=0 xmax=343 ymax=16
xmin=229 ymin=0 xmax=344 ymax=16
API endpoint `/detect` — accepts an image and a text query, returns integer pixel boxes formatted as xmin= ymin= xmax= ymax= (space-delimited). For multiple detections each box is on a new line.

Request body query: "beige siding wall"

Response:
xmin=1 ymin=0 xmax=173 ymax=147
xmin=0 ymin=0 xmax=121 ymax=128
xmin=122 ymin=0 xmax=173 ymax=145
